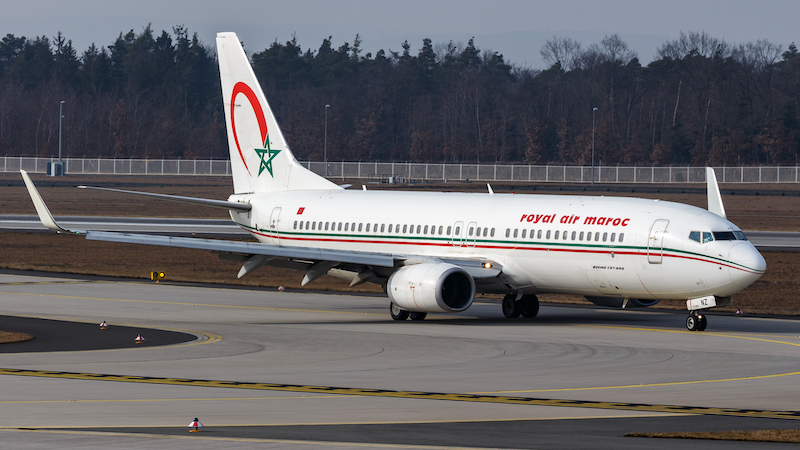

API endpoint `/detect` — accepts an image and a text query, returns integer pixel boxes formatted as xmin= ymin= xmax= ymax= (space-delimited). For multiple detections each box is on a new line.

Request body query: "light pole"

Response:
xmin=59 ymin=100 xmax=65 ymax=163
xmin=591 ymin=107 xmax=597 ymax=185
xmin=324 ymin=104 xmax=330 ymax=178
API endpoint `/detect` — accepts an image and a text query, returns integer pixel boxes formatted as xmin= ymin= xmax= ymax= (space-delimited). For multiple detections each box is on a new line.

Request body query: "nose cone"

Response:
xmin=728 ymin=243 xmax=767 ymax=289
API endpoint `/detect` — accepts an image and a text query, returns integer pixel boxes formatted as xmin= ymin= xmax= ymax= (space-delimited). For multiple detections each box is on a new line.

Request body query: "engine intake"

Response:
xmin=585 ymin=296 xmax=660 ymax=308
xmin=388 ymin=263 xmax=475 ymax=313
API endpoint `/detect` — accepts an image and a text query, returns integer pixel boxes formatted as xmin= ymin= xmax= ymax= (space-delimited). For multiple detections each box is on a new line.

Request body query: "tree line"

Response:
xmin=1 ymin=26 xmax=799 ymax=165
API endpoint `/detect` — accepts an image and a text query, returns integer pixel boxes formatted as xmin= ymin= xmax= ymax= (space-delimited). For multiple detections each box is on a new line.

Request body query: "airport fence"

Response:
xmin=3 ymin=156 xmax=800 ymax=184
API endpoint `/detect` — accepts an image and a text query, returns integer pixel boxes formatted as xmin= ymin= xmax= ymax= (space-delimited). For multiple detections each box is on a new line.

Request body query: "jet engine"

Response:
xmin=585 ymin=296 xmax=660 ymax=308
xmin=387 ymin=263 xmax=475 ymax=313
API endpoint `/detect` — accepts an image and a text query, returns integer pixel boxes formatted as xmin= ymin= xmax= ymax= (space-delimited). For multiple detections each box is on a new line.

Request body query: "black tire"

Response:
xmin=697 ymin=314 xmax=707 ymax=331
xmin=520 ymin=295 xmax=540 ymax=318
xmin=686 ymin=314 xmax=697 ymax=331
xmin=409 ymin=312 xmax=427 ymax=321
xmin=502 ymin=294 xmax=521 ymax=318
xmin=390 ymin=303 xmax=409 ymax=320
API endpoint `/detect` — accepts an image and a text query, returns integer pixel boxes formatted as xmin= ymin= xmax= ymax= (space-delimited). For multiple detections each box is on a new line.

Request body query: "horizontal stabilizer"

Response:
xmin=77 ymin=186 xmax=252 ymax=212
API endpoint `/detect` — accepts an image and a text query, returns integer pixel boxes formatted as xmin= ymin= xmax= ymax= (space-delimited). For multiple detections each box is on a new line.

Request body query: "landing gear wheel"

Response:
xmin=686 ymin=312 xmax=707 ymax=331
xmin=696 ymin=314 xmax=707 ymax=331
xmin=390 ymin=303 xmax=409 ymax=320
xmin=520 ymin=295 xmax=540 ymax=318
xmin=686 ymin=314 xmax=697 ymax=331
xmin=409 ymin=312 xmax=427 ymax=321
xmin=502 ymin=294 xmax=521 ymax=318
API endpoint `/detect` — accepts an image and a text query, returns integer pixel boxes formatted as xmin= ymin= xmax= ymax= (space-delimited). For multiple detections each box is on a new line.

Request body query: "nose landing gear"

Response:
xmin=686 ymin=311 xmax=707 ymax=331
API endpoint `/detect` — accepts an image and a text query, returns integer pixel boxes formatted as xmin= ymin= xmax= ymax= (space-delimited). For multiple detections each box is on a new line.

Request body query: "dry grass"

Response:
xmin=0 ymin=231 xmax=797 ymax=314
xmin=626 ymin=429 xmax=800 ymax=443
xmin=2 ymin=173 xmax=799 ymax=312
xmin=0 ymin=331 xmax=34 ymax=344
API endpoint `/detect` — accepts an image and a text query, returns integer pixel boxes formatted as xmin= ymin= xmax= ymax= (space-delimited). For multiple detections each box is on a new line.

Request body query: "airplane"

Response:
xmin=20 ymin=32 xmax=766 ymax=331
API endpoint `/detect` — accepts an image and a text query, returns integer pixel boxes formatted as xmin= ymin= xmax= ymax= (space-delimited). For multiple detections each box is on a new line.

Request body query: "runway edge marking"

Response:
xmin=1 ymin=368 xmax=799 ymax=420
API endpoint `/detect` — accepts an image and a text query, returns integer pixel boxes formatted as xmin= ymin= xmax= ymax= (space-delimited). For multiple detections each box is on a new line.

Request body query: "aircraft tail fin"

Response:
xmin=216 ymin=32 xmax=339 ymax=194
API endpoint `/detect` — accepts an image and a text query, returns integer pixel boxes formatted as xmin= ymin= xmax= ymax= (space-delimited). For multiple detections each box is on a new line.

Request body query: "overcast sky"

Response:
xmin=1 ymin=0 xmax=798 ymax=69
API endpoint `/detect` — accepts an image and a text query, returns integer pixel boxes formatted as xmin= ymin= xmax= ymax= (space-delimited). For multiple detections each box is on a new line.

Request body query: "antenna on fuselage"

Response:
xmin=706 ymin=167 xmax=726 ymax=219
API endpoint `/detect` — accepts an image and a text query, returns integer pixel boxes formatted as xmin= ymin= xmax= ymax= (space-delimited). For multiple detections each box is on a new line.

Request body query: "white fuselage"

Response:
xmin=229 ymin=189 xmax=765 ymax=301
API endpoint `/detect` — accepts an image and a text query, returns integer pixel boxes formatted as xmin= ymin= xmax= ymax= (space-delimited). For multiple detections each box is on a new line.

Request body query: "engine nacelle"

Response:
xmin=585 ymin=296 xmax=660 ymax=308
xmin=387 ymin=263 xmax=475 ymax=313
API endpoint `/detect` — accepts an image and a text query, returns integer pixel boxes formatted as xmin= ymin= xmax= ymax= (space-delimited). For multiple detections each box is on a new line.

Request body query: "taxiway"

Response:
xmin=0 ymin=270 xmax=799 ymax=449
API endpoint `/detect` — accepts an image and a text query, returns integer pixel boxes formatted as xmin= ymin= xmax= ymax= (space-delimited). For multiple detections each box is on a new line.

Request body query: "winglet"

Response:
xmin=706 ymin=167 xmax=726 ymax=219
xmin=20 ymin=170 xmax=78 ymax=233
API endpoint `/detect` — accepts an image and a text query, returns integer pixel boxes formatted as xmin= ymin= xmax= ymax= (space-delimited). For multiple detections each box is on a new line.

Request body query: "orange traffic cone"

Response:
xmin=134 ymin=334 xmax=145 ymax=344
xmin=100 ymin=321 xmax=108 ymax=329
xmin=189 ymin=417 xmax=203 ymax=432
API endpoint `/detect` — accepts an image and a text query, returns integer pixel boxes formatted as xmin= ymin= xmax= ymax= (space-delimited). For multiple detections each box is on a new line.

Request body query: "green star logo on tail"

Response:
xmin=254 ymin=135 xmax=281 ymax=177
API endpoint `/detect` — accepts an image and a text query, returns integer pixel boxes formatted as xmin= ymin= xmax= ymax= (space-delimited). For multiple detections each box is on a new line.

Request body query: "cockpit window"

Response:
xmin=734 ymin=231 xmax=747 ymax=241
xmin=702 ymin=232 xmax=714 ymax=243
xmin=713 ymin=231 xmax=737 ymax=241
xmin=689 ymin=231 xmax=701 ymax=243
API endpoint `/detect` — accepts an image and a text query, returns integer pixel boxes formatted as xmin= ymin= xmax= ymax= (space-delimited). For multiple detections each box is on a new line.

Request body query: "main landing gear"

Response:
xmin=390 ymin=303 xmax=427 ymax=321
xmin=686 ymin=311 xmax=707 ymax=331
xmin=502 ymin=294 xmax=539 ymax=319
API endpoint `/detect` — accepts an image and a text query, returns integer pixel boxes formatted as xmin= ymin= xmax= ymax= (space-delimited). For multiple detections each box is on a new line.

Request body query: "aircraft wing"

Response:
xmin=20 ymin=170 xmax=502 ymax=283
xmin=85 ymin=230 xmax=395 ymax=267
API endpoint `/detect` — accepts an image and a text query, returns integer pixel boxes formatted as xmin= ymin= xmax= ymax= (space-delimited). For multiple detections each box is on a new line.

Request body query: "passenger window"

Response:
xmin=403 ymin=225 xmax=407 ymax=233
xmin=293 ymin=221 xmax=297 ymax=229
xmin=554 ymin=230 xmax=560 ymax=239
xmin=619 ymin=233 xmax=625 ymax=242
xmin=563 ymin=230 xmax=568 ymax=240
xmin=366 ymin=223 xmax=371 ymax=232
xmin=506 ymin=228 xmax=510 ymax=238
xmin=530 ymin=229 xmax=535 ymax=239
xmin=338 ymin=222 xmax=342 ymax=231
xmin=351 ymin=222 xmax=356 ymax=231
xmin=611 ymin=233 xmax=616 ymax=242
xmin=546 ymin=230 xmax=551 ymax=239
xmin=537 ymin=230 xmax=542 ymax=239
xmin=424 ymin=225 xmax=429 ymax=234
xmin=388 ymin=224 xmax=393 ymax=233
xmin=439 ymin=226 xmax=444 ymax=235
xmin=513 ymin=229 xmax=518 ymax=238
xmin=374 ymin=223 xmax=378 ymax=232
xmin=603 ymin=232 xmax=608 ymax=242
xmin=595 ymin=233 xmax=600 ymax=242
xmin=579 ymin=231 xmax=584 ymax=240
xmin=689 ymin=231 xmax=701 ymax=243
xmin=587 ymin=232 xmax=592 ymax=241
xmin=381 ymin=224 xmax=385 ymax=233
xmin=469 ymin=227 xmax=474 ymax=236
xmin=447 ymin=226 xmax=452 ymax=235
xmin=318 ymin=222 xmax=323 ymax=230
xmin=325 ymin=222 xmax=329 ymax=231
xmin=571 ymin=231 xmax=576 ymax=240
xmin=312 ymin=222 xmax=316 ymax=230
xmin=455 ymin=226 xmax=460 ymax=235
xmin=703 ymin=232 xmax=714 ymax=243
xmin=522 ymin=229 xmax=527 ymax=238
xmin=358 ymin=223 xmax=363 ymax=232
xmin=475 ymin=227 xmax=480 ymax=236
xmin=491 ymin=228 xmax=495 ymax=237
xmin=416 ymin=225 xmax=421 ymax=234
